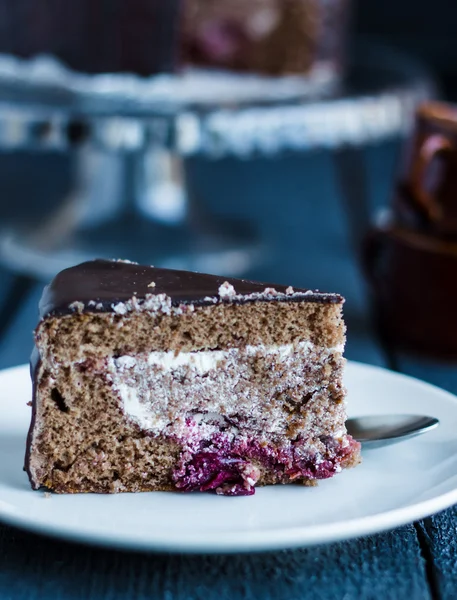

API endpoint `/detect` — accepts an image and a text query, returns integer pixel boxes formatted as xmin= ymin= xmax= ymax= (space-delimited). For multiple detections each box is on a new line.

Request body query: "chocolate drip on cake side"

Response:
xmin=39 ymin=260 xmax=343 ymax=319
xmin=24 ymin=348 xmax=40 ymax=484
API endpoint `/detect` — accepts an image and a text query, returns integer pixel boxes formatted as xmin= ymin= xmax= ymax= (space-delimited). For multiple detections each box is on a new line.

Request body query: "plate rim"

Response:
xmin=1 ymin=360 xmax=457 ymax=554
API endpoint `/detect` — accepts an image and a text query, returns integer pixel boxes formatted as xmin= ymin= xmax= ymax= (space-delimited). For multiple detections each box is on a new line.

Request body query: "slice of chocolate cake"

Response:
xmin=26 ymin=260 xmax=360 ymax=496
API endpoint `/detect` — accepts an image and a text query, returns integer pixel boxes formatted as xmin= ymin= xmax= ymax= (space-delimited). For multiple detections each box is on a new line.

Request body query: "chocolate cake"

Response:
xmin=26 ymin=260 xmax=360 ymax=496
xmin=0 ymin=0 xmax=350 ymax=78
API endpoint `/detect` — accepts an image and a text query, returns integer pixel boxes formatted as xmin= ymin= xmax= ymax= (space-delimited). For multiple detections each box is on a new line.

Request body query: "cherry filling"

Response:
xmin=174 ymin=452 xmax=258 ymax=496
xmin=173 ymin=434 xmax=360 ymax=496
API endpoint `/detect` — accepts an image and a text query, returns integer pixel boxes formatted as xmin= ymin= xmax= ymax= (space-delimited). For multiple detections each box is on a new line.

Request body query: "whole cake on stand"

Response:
xmin=0 ymin=0 xmax=350 ymax=90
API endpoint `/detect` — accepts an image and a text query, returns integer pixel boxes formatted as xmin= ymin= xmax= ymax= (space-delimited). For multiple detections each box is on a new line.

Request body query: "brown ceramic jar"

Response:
xmin=394 ymin=102 xmax=457 ymax=237
xmin=365 ymin=102 xmax=457 ymax=359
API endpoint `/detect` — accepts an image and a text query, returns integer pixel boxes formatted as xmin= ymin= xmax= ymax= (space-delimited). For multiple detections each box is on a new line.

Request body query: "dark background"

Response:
xmin=356 ymin=0 xmax=457 ymax=98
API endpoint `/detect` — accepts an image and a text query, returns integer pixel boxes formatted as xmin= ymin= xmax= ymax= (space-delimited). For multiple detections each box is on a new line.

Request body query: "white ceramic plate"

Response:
xmin=1 ymin=362 xmax=456 ymax=553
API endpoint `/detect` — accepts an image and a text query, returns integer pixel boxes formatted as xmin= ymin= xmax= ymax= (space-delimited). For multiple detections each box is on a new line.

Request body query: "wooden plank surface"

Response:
xmin=398 ymin=355 xmax=457 ymax=600
xmin=417 ymin=509 xmax=457 ymax=600
xmin=0 ymin=522 xmax=430 ymax=600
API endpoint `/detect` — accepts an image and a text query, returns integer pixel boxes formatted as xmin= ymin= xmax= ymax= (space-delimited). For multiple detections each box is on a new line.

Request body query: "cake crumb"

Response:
xmin=219 ymin=282 xmax=236 ymax=298
xmin=43 ymin=492 xmax=51 ymax=499
xmin=89 ymin=300 xmax=105 ymax=310
xmin=115 ymin=259 xmax=139 ymax=265
xmin=112 ymin=302 xmax=128 ymax=315
xmin=69 ymin=301 xmax=85 ymax=313
xmin=263 ymin=287 xmax=279 ymax=296
xmin=147 ymin=282 xmax=156 ymax=288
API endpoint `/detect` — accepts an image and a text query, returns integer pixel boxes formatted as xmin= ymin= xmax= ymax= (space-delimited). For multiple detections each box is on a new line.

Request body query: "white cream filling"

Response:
xmin=116 ymin=341 xmax=345 ymax=376
xmin=109 ymin=341 xmax=345 ymax=436
xmin=114 ymin=384 xmax=167 ymax=431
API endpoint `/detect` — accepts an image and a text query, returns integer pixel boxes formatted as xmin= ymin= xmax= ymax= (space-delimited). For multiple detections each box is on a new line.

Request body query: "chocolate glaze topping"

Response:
xmin=39 ymin=260 xmax=343 ymax=319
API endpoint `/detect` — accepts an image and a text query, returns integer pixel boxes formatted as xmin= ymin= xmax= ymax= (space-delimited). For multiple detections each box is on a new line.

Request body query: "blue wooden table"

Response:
xmin=0 ymin=144 xmax=456 ymax=599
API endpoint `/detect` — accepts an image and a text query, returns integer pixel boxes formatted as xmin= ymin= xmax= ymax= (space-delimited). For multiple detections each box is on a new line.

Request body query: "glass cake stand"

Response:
xmin=0 ymin=40 xmax=436 ymax=283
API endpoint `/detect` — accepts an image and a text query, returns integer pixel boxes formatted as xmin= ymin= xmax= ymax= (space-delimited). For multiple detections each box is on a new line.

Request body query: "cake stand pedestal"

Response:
xmin=0 ymin=40 xmax=437 ymax=338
